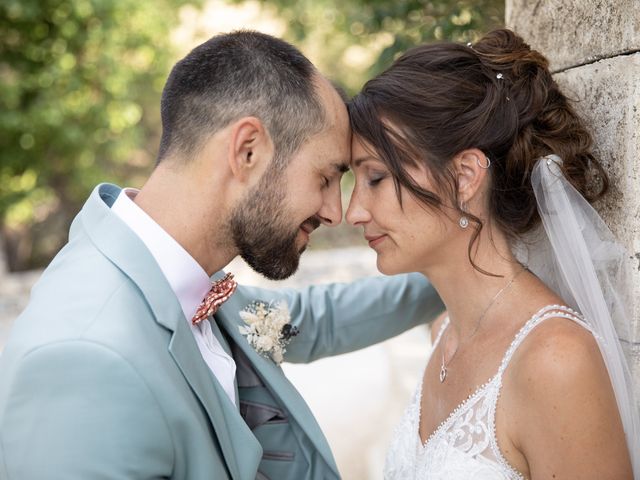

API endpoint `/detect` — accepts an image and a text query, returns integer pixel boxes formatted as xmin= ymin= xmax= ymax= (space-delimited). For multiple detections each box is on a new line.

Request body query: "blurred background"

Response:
xmin=1 ymin=1 xmax=504 ymax=478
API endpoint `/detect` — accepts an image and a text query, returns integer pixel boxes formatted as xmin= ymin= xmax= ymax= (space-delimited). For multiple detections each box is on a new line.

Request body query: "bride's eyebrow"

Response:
xmin=352 ymin=155 xmax=380 ymax=168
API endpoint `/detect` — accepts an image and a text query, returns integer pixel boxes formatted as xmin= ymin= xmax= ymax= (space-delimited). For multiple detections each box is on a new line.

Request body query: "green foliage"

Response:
xmin=0 ymin=0 xmax=195 ymax=269
xmin=254 ymin=0 xmax=504 ymax=93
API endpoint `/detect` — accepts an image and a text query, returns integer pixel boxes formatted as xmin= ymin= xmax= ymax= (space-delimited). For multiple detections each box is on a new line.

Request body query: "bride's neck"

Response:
xmin=421 ymin=226 xmax=523 ymax=339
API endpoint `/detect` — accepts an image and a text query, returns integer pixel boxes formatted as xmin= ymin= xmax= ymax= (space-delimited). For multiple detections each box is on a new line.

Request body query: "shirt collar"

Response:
xmin=111 ymin=188 xmax=211 ymax=322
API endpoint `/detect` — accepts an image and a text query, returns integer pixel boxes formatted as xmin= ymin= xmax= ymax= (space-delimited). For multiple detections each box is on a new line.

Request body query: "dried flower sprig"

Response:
xmin=238 ymin=300 xmax=299 ymax=365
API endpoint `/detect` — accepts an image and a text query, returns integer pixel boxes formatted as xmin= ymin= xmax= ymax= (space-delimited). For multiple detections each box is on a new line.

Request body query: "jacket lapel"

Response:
xmin=81 ymin=184 xmax=261 ymax=480
xmin=167 ymin=320 xmax=261 ymax=480
xmin=216 ymin=287 xmax=339 ymax=475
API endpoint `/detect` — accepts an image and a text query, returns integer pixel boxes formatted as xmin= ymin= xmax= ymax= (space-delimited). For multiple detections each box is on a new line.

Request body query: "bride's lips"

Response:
xmin=365 ymin=234 xmax=387 ymax=248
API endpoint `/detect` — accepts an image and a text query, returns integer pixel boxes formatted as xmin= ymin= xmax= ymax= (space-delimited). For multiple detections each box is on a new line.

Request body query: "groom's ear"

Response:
xmin=453 ymin=148 xmax=490 ymax=203
xmin=227 ymin=116 xmax=274 ymax=183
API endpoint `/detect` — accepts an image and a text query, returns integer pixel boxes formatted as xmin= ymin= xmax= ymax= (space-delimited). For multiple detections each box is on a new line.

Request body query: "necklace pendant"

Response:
xmin=439 ymin=364 xmax=447 ymax=383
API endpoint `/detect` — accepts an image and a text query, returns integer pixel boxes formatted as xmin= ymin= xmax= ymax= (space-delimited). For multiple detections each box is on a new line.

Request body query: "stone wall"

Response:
xmin=507 ymin=0 xmax=640 ymax=394
xmin=506 ymin=0 xmax=639 ymax=72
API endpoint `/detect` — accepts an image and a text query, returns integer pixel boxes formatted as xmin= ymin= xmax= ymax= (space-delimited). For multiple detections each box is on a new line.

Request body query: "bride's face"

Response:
xmin=346 ymin=135 xmax=456 ymax=275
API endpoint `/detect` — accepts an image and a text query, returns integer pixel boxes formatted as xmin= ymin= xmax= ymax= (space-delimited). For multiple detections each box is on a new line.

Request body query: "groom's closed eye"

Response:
xmin=322 ymin=162 xmax=350 ymax=187
xmin=335 ymin=162 xmax=350 ymax=174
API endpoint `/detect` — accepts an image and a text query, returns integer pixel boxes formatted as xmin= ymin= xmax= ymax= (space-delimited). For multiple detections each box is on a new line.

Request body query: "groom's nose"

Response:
xmin=317 ymin=186 xmax=343 ymax=226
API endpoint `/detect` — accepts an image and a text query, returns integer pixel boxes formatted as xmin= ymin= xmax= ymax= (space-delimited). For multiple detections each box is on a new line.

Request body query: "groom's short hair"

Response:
xmin=157 ymin=30 xmax=326 ymax=167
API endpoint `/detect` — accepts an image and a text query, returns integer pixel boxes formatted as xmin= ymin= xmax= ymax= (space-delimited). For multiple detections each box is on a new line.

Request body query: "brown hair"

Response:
xmin=349 ymin=29 xmax=608 ymax=272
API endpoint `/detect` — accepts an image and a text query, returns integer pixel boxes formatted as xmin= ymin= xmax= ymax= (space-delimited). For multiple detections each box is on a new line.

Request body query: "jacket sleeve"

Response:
xmin=238 ymin=273 xmax=444 ymax=363
xmin=0 ymin=341 xmax=174 ymax=480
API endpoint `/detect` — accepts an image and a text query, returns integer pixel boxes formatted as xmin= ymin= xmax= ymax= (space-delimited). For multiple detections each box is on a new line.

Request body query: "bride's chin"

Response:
xmin=376 ymin=256 xmax=407 ymax=276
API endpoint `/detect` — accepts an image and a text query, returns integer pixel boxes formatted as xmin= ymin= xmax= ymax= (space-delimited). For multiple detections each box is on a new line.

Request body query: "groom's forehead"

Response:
xmin=314 ymin=137 xmax=350 ymax=173
xmin=314 ymin=75 xmax=350 ymax=136
xmin=301 ymin=78 xmax=351 ymax=172
xmin=300 ymin=126 xmax=350 ymax=172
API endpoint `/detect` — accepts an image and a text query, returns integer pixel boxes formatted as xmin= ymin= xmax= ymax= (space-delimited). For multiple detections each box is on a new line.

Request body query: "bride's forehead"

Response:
xmin=350 ymin=137 xmax=382 ymax=164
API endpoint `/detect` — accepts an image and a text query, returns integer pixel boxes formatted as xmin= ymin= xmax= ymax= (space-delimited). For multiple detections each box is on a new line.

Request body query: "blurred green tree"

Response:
xmin=0 ymin=0 xmax=503 ymax=270
xmin=0 ymin=0 xmax=196 ymax=270
xmin=259 ymin=0 xmax=504 ymax=93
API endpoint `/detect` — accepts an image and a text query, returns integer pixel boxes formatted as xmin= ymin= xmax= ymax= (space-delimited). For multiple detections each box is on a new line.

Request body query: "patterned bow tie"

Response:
xmin=192 ymin=273 xmax=238 ymax=325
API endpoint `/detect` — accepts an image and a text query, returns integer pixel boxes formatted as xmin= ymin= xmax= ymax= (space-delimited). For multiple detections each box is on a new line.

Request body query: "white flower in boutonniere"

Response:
xmin=238 ymin=300 xmax=299 ymax=365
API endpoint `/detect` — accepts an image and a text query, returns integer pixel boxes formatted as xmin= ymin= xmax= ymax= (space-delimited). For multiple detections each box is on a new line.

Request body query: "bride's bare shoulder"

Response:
xmin=505 ymin=278 xmax=602 ymax=384
xmin=501 ymin=314 xmax=631 ymax=477
xmin=508 ymin=313 xmax=602 ymax=384
xmin=504 ymin=313 xmax=607 ymax=407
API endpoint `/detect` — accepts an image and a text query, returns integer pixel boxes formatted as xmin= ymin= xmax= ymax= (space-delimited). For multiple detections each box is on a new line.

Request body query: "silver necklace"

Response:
xmin=439 ymin=267 xmax=526 ymax=383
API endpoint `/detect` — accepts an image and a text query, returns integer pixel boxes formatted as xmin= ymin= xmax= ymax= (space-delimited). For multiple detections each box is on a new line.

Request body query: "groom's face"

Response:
xmin=230 ymin=80 xmax=350 ymax=279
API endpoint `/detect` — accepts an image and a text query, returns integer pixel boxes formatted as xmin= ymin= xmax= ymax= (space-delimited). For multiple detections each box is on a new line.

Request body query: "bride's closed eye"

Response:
xmin=367 ymin=172 xmax=388 ymax=187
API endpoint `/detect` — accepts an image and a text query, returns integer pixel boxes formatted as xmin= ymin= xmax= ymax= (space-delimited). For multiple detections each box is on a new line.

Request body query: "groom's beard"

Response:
xmin=229 ymin=169 xmax=310 ymax=280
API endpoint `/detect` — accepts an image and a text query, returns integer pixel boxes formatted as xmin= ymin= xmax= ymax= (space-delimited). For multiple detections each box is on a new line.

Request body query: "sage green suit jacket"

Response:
xmin=0 ymin=184 xmax=444 ymax=479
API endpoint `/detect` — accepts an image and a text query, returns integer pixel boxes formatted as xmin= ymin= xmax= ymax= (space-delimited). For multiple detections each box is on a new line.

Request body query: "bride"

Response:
xmin=346 ymin=29 xmax=638 ymax=479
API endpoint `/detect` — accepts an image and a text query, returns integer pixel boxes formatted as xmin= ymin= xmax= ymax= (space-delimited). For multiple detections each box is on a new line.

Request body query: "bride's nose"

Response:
xmin=346 ymin=189 xmax=371 ymax=226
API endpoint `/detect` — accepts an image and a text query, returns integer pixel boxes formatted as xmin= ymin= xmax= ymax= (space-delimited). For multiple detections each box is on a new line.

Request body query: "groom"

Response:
xmin=0 ymin=32 xmax=443 ymax=479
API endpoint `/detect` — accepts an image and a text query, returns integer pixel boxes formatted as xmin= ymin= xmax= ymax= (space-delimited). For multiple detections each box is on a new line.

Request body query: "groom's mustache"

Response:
xmin=300 ymin=216 xmax=321 ymax=235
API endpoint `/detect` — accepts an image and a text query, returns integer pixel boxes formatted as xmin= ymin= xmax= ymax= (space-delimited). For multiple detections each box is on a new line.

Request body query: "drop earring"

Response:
xmin=459 ymin=202 xmax=470 ymax=229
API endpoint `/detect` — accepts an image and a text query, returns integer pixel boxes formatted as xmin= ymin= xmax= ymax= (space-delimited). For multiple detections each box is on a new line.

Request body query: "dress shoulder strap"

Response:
xmin=432 ymin=316 xmax=450 ymax=350
xmin=497 ymin=304 xmax=588 ymax=379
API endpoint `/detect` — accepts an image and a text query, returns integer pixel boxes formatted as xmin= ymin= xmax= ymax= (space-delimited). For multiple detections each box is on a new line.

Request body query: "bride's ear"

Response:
xmin=453 ymin=148 xmax=491 ymax=204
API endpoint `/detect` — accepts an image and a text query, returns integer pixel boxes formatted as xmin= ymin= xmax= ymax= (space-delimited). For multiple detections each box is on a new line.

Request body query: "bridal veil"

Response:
xmin=515 ymin=154 xmax=640 ymax=476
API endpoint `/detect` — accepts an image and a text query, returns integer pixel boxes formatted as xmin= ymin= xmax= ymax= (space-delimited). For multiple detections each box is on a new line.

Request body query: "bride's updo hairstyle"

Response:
xmin=349 ymin=29 xmax=608 ymax=266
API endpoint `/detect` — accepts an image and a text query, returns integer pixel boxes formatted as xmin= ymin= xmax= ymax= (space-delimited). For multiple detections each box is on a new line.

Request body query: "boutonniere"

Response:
xmin=238 ymin=300 xmax=299 ymax=365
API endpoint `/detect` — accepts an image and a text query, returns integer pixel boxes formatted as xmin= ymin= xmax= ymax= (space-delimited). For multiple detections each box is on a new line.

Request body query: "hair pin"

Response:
xmin=496 ymin=73 xmax=504 ymax=80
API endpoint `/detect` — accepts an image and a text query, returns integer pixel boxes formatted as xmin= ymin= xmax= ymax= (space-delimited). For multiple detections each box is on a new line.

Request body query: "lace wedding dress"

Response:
xmin=383 ymin=304 xmax=589 ymax=480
